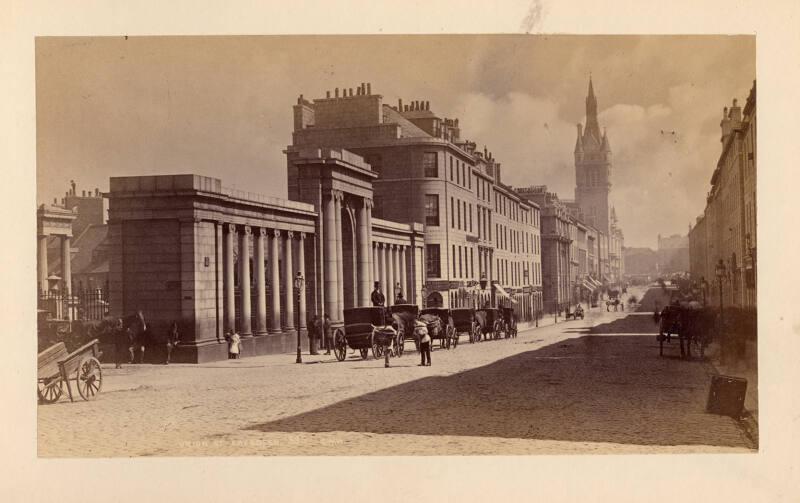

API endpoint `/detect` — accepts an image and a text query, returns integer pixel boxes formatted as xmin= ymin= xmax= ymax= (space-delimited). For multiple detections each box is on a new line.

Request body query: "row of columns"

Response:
xmin=372 ymin=242 xmax=409 ymax=307
xmin=38 ymin=234 xmax=72 ymax=295
xmin=222 ymin=224 xmax=306 ymax=337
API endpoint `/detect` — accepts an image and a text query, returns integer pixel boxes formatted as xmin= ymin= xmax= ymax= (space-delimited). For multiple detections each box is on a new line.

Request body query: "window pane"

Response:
xmin=423 ymin=152 xmax=438 ymax=177
xmin=426 ymin=244 xmax=440 ymax=277
xmin=425 ymin=194 xmax=439 ymax=226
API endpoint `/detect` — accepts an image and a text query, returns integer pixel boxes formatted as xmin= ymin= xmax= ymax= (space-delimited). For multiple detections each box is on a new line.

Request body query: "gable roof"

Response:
xmin=381 ymin=105 xmax=432 ymax=138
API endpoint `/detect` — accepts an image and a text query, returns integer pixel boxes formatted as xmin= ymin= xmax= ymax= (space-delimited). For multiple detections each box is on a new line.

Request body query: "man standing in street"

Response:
xmin=323 ymin=313 xmax=333 ymax=355
xmin=371 ymin=281 xmax=385 ymax=307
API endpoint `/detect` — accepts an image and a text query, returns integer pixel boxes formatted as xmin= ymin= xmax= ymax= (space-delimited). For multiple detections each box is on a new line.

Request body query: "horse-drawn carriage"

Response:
xmin=565 ymin=304 xmax=584 ymax=320
xmin=419 ymin=307 xmax=457 ymax=349
xmin=336 ymin=307 xmax=404 ymax=362
xmin=451 ymin=308 xmax=480 ymax=344
xmin=657 ymin=302 xmax=713 ymax=359
xmin=501 ymin=307 xmax=518 ymax=337
xmin=474 ymin=307 xmax=505 ymax=341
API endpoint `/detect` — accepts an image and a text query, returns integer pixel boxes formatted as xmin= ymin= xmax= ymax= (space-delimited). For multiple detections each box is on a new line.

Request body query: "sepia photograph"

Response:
xmin=5 ymin=1 xmax=800 ymax=501
xmin=34 ymin=34 xmax=758 ymax=457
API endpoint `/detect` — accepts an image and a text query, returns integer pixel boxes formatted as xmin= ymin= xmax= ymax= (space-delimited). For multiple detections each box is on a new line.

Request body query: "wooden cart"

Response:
xmin=37 ymin=339 xmax=103 ymax=404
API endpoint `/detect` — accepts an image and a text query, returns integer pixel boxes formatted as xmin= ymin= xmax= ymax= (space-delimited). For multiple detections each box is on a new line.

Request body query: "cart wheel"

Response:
xmin=372 ymin=343 xmax=384 ymax=359
xmin=37 ymin=379 xmax=63 ymax=404
xmin=396 ymin=332 xmax=405 ymax=357
xmin=333 ymin=329 xmax=347 ymax=361
xmin=76 ymin=356 xmax=103 ymax=401
xmin=359 ymin=347 xmax=369 ymax=360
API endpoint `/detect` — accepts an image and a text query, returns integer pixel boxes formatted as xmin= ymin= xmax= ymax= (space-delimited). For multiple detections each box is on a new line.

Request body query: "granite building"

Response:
xmin=287 ymin=83 xmax=544 ymax=320
xmin=689 ymin=80 xmax=756 ymax=308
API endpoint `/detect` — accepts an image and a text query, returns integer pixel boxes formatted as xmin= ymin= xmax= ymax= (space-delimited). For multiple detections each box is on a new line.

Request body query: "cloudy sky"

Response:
xmin=36 ymin=35 xmax=754 ymax=248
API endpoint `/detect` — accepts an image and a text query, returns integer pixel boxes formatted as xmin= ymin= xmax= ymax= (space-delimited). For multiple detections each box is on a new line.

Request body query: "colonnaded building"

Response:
xmin=38 ymin=80 xmax=625 ymax=363
xmin=94 ymin=82 xmax=548 ymax=362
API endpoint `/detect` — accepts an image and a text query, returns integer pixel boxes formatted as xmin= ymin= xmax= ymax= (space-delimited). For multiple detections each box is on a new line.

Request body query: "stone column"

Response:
xmin=366 ymin=201 xmax=374 ymax=286
xmin=238 ymin=226 xmax=252 ymax=336
xmin=334 ymin=192 xmax=344 ymax=321
xmin=283 ymin=231 xmax=295 ymax=331
xmin=372 ymin=242 xmax=379 ymax=290
xmin=297 ymin=232 xmax=307 ymax=332
xmin=386 ymin=244 xmax=395 ymax=307
xmin=323 ymin=192 xmax=339 ymax=322
xmin=223 ymin=224 xmax=236 ymax=334
xmin=269 ymin=229 xmax=282 ymax=334
xmin=357 ymin=199 xmax=371 ymax=307
xmin=60 ymin=236 xmax=72 ymax=297
xmin=38 ymin=235 xmax=48 ymax=292
xmin=254 ymin=228 xmax=268 ymax=335
xmin=377 ymin=243 xmax=386 ymax=302
xmin=400 ymin=245 xmax=407 ymax=301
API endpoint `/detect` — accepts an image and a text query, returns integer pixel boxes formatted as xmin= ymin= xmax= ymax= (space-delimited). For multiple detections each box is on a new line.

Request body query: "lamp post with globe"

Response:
xmin=294 ymin=272 xmax=305 ymax=364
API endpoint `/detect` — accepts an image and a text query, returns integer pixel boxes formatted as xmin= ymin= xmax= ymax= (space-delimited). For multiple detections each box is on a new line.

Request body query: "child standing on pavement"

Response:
xmin=416 ymin=321 xmax=431 ymax=366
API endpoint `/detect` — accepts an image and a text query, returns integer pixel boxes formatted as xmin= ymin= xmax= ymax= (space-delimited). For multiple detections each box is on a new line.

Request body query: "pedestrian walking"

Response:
xmin=165 ymin=321 xmax=179 ymax=364
xmin=129 ymin=324 xmax=147 ymax=364
xmin=416 ymin=320 xmax=431 ymax=366
xmin=114 ymin=318 xmax=126 ymax=369
xmin=323 ymin=313 xmax=333 ymax=355
xmin=309 ymin=314 xmax=321 ymax=355
xmin=371 ymin=281 xmax=385 ymax=307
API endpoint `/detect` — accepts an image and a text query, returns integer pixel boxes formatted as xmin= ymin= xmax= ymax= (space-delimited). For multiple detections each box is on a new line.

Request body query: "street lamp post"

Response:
xmin=715 ymin=260 xmax=726 ymax=359
xmin=294 ymin=272 xmax=305 ymax=364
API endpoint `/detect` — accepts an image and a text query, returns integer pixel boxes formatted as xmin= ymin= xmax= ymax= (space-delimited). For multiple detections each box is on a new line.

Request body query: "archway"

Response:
xmin=341 ymin=203 xmax=357 ymax=309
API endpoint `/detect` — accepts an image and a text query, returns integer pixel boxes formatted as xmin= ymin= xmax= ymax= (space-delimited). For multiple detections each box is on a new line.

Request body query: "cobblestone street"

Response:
xmin=38 ymin=287 xmax=754 ymax=456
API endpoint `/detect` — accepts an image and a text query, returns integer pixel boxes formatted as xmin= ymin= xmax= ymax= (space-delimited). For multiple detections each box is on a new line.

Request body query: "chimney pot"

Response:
xmin=82 ymin=190 xmax=86 ymax=197
xmin=349 ymin=88 xmax=353 ymax=97
xmin=335 ymin=88 xmax=339 ymax=98
xmin=367 ymin=83 xmax=371 ymax=94
xmin=426 ymin=101 xmax=430 ymax=110
xmin=326 ymin=90 xmax=330 ymax=98
xmin=398 ymin=98 xmax=403 ymax=110
xmin=53 ymin=198 xmax=57 ymax=204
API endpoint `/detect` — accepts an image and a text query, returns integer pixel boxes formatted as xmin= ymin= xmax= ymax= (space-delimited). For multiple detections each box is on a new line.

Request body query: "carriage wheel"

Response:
xmin=76 ymin=357 xmax=103 ymax=401
xmin=359 ymin=347 xmax=370 ymax=360
xmin=37 ymin=379 xmax=63 ymax=404
xmin=396 ymin=333 xmax=405 ymax=358
xmin=333 ymin=330 xmax=347 ymax=361
xmin=372 ymin=342 xmax=384 ymax=359
xmin=446 ymin=326 xmax=456 ymax=349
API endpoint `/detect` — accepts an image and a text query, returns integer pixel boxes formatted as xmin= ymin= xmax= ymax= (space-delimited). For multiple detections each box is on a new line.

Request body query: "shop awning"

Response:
xmin=588 ymin=277 xmax=602 ymax=288
xmin=581 ymin=280 xmax=595 ymax=292
xmin=494 ymin=284 xmax=518 ymax=304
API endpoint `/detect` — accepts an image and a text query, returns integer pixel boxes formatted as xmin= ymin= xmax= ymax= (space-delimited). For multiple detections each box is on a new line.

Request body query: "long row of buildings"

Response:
xmin=688 ymin=80 xmax=757 ymax=309
xmin=38 ymin=79 xmax=625 ymax=362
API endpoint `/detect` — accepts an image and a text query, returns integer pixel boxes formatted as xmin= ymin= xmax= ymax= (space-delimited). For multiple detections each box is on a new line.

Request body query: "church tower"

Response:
xmin=574 ymin=77 xmax=612 ymax=234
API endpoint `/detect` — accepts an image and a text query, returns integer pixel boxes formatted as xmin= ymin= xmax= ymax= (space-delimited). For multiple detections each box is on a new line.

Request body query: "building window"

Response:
xmin=451 ymin=197 xmax=455 ymax=228
xmin=449 ymin=157 xmax=453 ymax=181
xmin=426 ymin=244 xmax=440 ymax=278
xmin=458 ymin=246 xmax=463 ymax=278
xmin=470 ymin=248 xmax=474 ymax=277
xmin=423 ymin=152 xmax=438 ymax=178
xmin=469 ymin=203 xmax=473 ymax=233
xmin=424 ymin=194 xmax=439 ymax=226
xmin=456 ymin=161 xmax=461 ymax=185
xmin=452 ymin=245 xmax=457 ymax=276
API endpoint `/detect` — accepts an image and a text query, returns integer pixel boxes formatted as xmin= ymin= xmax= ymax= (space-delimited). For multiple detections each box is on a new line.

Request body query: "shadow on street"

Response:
xmin=246 ymin=314 xmax=751 ymax=449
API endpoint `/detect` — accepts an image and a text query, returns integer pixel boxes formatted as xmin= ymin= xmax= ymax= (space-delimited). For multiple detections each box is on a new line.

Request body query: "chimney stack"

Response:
xmin=82 ymin=190 xmax=86 ymax=197
xmin=398 ymin=98 xmax=403 ymax=111
xmin=95 ymin=188 xmax=99 ymax=196
xmin=326 ymin=90 xmax=331 ymax=98
xmin=349 ymin=88 xmax=353 ymax=97
xmin=367 ymin=83 xmax=371 ymax=94
xmin=335 ymin=88 xmax=339 ymax=98
xmin=425 ymin=101 xmax=430 ymax=110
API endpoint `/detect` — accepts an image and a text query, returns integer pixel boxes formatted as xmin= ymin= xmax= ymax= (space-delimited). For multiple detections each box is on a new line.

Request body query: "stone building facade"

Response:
xmin=287 ymin=83 xmax=543 ymax=321
xmin=106 ymin=165 xmax=424 ymax=363
xmin=688 ymin=80 xmax=757 ymax=309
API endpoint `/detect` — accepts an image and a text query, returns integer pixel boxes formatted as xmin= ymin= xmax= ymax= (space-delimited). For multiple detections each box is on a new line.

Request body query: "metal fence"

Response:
xmin=38 ymin=289 xmax=109 ymax=322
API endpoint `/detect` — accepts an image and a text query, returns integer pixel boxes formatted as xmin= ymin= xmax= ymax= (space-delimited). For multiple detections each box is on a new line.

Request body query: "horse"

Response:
xmin=391 ymin=310 xmax=419 ymax=352
xmin=658 ymin=305 xmax=712 ymax=359
xmin=121 ymin=310 xmax=148 ymax=364
xmin=474 ymin=310 xmax=492 ymax=342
